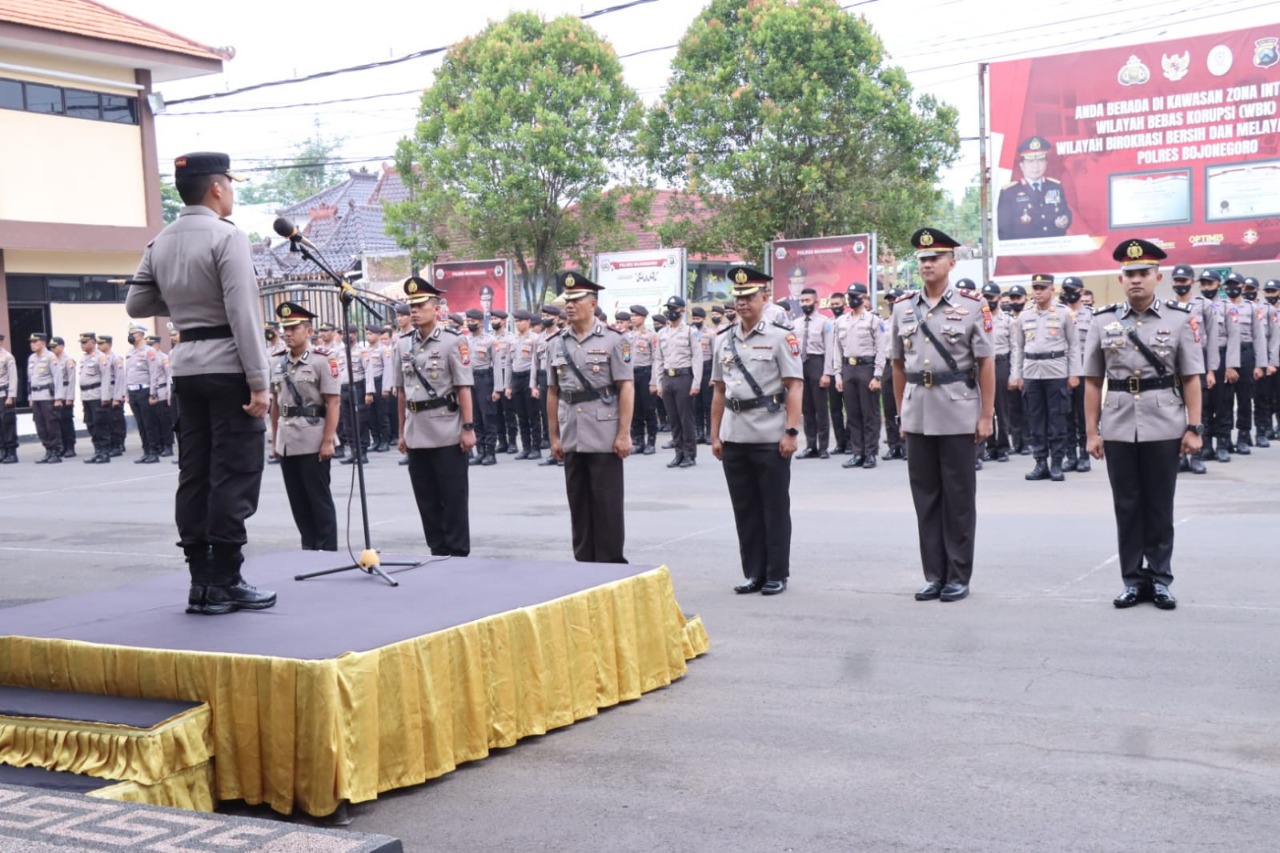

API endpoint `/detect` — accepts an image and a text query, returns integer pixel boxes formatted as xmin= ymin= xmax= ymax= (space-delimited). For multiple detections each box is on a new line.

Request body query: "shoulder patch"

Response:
xmin=443 ymin=327 xmax=461 ymax=336
xmin=784 ymin=332 xmax=800 ymax=357
xmin=980 ymin=302 xmax=994 ymax=332
xmin=1094 ymin=303 xmax=1121 ymax=315
xmin=960 ymin=290 xmax=981 ymax=302
xmin=1166 ymin=300 xmax=1191 ymax=313
xmin=458 ymin=341 xmax=470 ymax=366
xmin=328 ymin=357 xmax=340 ymax=379
xmin=1002 ymin=181 xmax=1019 ymax=190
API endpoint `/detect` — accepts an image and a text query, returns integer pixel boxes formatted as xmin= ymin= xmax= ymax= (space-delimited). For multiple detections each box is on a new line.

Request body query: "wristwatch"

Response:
xmin=784 ymin=427 xmax=799 ymax=437
xmin=461 ymin=422 xmax=475 ymax=431
xmin=1184 ymin=423 xmax=1204 ymax=437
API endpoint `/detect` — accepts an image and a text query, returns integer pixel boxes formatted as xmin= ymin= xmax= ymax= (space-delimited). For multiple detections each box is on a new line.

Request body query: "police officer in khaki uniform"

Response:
xmin=0 ymin=333 xmax=17 ymax=463
xmin=1012 ymin=273 xmax=1079 ymax=481
xmin=626 ymin=305 xmax=660 ymax=454
xmin=101 ymin=334 xmax=128 ymax=456
xmin=124 ymin=324 xmax=161 ymax=463
xmin=712 ymin=266 xmax=803 ymax=595
xmin=52 ymin=336 xmax=77 ymax=458
xmin=891 ymin=228 xmax=995 ymax=603
xmin=690 ymin=306 xmax=715 ymax=445
xmin=547 ymin=273 xmax=634 ymax=563
xmin=128 ymin=151 xmax=275 ymax=616
xmin=1170 ymin=264 xmax=1218 ymax=474
xmin=795 ymin=287 xmax=834 ymax=458
xmin=464 ymin=308 xmax=500 ymax=465
xmin=1060 ymin=276 xmax=1093 ymax=472
xmin=270 ymin=302 xmax=341 ymax=551
xmin=982 ymin=282 xmax=1014 ymax=462
xmin=1259 ymin=279 xmax=1280 ymax=442
xmin=78 ymin=332 xmax=113 ymax=463
xmin=1084 ymin=239 xmax=1204 ymax=610
xmin=27 ymin=333 xmax=64 ymax=463
xmin=393 ymin=275 xmax=476 ymax=556
xmin=878 ymin=289 xmax=905 ymax=461
xmin=653 ymin=295 xmax=703 ymax=467
xmin=146 ymin=335 xmax=175 ymax=457
xmin=1200 ymin=270 xmax=1239 ymax=462
xmin=504 ymin=309 xmax=542 ymax=459
xmin=832 ymin=283 xmax=884 ymax=468
xmin=1223 ymin=272 xmax=1267 ymax=454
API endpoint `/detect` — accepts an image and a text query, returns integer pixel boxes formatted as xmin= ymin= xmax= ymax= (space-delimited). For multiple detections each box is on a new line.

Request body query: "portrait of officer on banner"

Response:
xmin=997 ymin=135 xmax=1073 ymax=241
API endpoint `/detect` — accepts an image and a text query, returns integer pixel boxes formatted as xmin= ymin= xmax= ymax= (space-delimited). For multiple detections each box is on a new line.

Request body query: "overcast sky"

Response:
xmin=109 ymin=0 xmax=1269 ymax=201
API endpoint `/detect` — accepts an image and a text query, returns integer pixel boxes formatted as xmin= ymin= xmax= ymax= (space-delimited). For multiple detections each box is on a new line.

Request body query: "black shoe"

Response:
xmin=643 ymin=444 xmax=655 ymax=456
xmin=697 ymin=436 xmax=711 ymax=446
xmin=761 ymin=580 xmax=786 ymax=596
xmin=1049 ymin=458 xmax=1065 ymax=481
xmin=1075 ymin=455 xmax=1091 ymax=473
xmin=862 ymin=456 xmax=876 ymax=470
xmin=340 ymin=454 xmax=368 ymax=465
xmin=819 ymin=450 xmax=830 ymax=460
xmin=678 ymin=457 xmax=696 ymax=468
xmin=1018 ymin=445 xmax=1032 ymax=456
xmin=333 ymin=446 xmax=345 ymax=459
xmin=0 ymin=452 xmax=16 ymax=464
xmin=540 ymin=439 xmax=550 ymax=450
xmin=1256 ymin=433 xmax=1271 ymax=448
xmin=159 ymin=447 xmax=173 ymax=457
xmin=185 ymin=585 xmax=208 ymax=613
xmin=662 ymin=440 xmax=676 ymax=450
xmin=734 ymin=579 xmax=764 ymax=594
xmin=526 ymin=450 xmax=542 ymax=461
xmin=192 ymin=580 xmax=277 ymax=615
xmin=35 ymin=452 xmax=51 ymax=464
xmin=658 ymin=423 xmax=670 ymax=432
xmin=267 ymin=456 xmax=280 ymax=465
xmin=1214 ymin=445 xmax=1231 ymax=463
xmin=980 ymin=449 xmax=992 ymax=462
xmin=834 ymin=444 xmax=848 ymax=455
xmin=506 ymin=445 xmax=519 ymax=454
xmin=796 ymin=447 xmax=817 ymax=460
xmin=1188 ymin=454 xmax=1206 ymax=474
xmin=915 ymin=581 xmax=942 ymax=601
xmin=1235 ymin=437 xmax=1251 ymax=455
xmin=496 ymin=443 xmax=509 ymax=454
xmin=1152 ymin=583 xmax=1177 ymax=610
xmin=399 ymin=456 xmax=410 ymax=465
xmin=108 ymin=448 xmax=123 ymax=458
xmin=468 ymin=454 xmax=483 ymax=466
xmin=1025 ymin=460 xmax=1050 ymax=480
xmin=514 ymin=449 xmax=531 ymax=460
xmin=1062 ymin=455 xmax=1078 ymax=472
xmin=537 ymin=455 xmax=558 ymax=466
xmin=843 ymin=454 xmax=864 ymax=469
xmin=45 ymin=454 xmax=62 ymax=464
xmin=137 ymin=454 xmax=159 ymax=464
xmin=667 ymin=455 xmax=684 ymax=468
xmin=481 ymin=453 xmax=497 ymax=466
xmin=882 ymin=448 xmax=896 ymax=461
xmin=61 ymin=448 xmax=76 ymax=458
xmin=83 ymin=453 xmax=105 ymax=464
xmin=1113 ymin=585 xmax=1150 ymax=608
xmin=996 ymin=450 xmax=1009 ymax=462
xmin=1268 ymin=429 xmax=1277 ymax=441
xmin=939 ymin=583 xmax=969 ymax=602
xmin=974 ymin=457 xmax=983 ymax=471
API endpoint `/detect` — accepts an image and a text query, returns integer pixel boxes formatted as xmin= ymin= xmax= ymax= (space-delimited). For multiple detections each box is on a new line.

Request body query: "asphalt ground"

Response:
xmin=2 ymin=437 xmax=1279 ymax=852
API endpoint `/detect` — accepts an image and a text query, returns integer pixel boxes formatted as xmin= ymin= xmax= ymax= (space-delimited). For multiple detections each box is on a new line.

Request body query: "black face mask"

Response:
xmin=1173 ymin=284 xmax=1192 ymax=296
xmin=1268 ymin=296 xmax=1279 ymax=305
xmin=1245 ymin=291 xmax=1258 ymax=301
xmin=1226 ymin=287 xmax=1243 ymax=299
xmin=711 ymin=315 xmax=723 ymax=325
xmin=467 ymin=323 xmax=481 ymax=334
xmin=848 ymin=296 xmax=864 ymax=309
xmin=801 ymin=304 xmax=815 ymax=315
xmin=691 ymin=319 xmax=704 ymax=328
xmin=985 ymin=299 xmax=999 ymax=311
xmin=1061 ymin=290 xmax=1081 ymax=304
xmin=664 ymin=308 xmax=681 ymax=321
xmin=1010 ymin=301 xmax=1025 ymax=312
xmin=830 ymin=305 xmax=845 ymax=317
xmin=1201 ymin=288 xmax=1219 ymax=299
xmin=725 ymin=313 xmax=736 ymax=322
xmin=1001 ymin=303 xmax=1014 ymax=314
xmin=491 ymin=321 xmax=502 ymax=331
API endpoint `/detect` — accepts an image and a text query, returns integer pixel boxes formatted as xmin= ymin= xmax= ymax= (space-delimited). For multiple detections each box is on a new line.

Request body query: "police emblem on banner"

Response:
xmin=1117 ymin=55 xmax=1150 ymax=85
xmin=1255 ymin=37 xmax=1279 ymax=69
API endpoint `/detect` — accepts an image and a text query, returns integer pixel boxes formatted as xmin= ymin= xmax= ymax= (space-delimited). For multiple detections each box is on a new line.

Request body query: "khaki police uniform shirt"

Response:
xmin=831 ymin=310 xmax=885 ymax=376
xmin=991 ymin=309 xmax=1015 ymax=361
xmin=711 ymin=320 xmax=803 ymax=443
xmin=493 ymin=330 xmax=515 ymax=390
xmin=468 ymin=331 xmax=497 ymax=373
xmin=1208 ymin=299 xmax=1241 ymax=369
xmin=129 ymin=205 xmax=271 ymax=392
xmin=1226 ymin=300 xmax=1268 ymax=368
xmin=796 ymin=312 xmax=835 ymax=376
xmin=79 ymin=350 xmax=111 ymax=404
xmin=626 ymin=327 xmax=658 ymax=368
xmin=272 ymin=347 xmax=340 ymax=456
xmin=391 ymin=325 xmax=473 ymax=449
xmin=124 ymin=344 xmax=160 ymax=390
xmin=1179 ymin=295 xmax=1220 ymax=372
xmin=510 ymin=329 xmax=538 ymax=376
xmin=890 ymin=288 xmax=995 ymax=436
xmin=57 ymin=354 xmax=75 ymax=404
xmin=654 ymin=321 xmax=703 ymax=393
xmin=1012 ymin=303 xmax=1079 ymax=380
xmin=349 ymin=341 xmax=368 ymax=388
xmin=1083 ymin=300 xmax=1204 ymax=443
xmin=1 ymin=349 xmax=16 ymax=399
xmin=548 ymin=322 xmax=634 ymax=454
xmin=1268 ymin=302 xmax=1280 ymax=367
xmin=26 ymin=351 xmax=62 ymax=401
xmin=154 ymin=349 xmax=172 ymax=402
xmin=108 ymin=351 xmax=127 ymax=401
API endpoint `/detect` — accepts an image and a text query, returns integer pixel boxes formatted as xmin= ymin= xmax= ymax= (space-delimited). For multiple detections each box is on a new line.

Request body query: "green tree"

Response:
xmin=933 ymin=175 xmax=983 ymax=248
xmin=388 ymin=11 xmax=647 ymax=308
xmin=240 ymin=122 xmax=347 ymax=207
xmin=161 ymin=182 xmax=182 ymax=224
xmin=644 ymin=0 xmax=960 ymax=263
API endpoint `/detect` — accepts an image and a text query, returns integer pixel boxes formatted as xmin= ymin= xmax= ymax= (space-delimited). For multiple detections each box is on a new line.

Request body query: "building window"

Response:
xmin=5 ymin=276 xmax=47 ymax=303
xmin=3 ymin=275 xmax=128 ymax=305
xmin=0 ymin=78 xmax=138 ymax=125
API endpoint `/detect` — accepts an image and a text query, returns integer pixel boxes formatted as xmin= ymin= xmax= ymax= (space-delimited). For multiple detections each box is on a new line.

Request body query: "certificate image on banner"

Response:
xmin=1206 ymin=161 xmax=1280 ymax=223
xmin=1108 ymin=169 xmax=1192 ymax=230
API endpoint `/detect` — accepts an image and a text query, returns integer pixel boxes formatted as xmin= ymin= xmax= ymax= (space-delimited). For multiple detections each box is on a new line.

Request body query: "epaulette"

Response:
xmin=606 ymin=323 xmax=624 ymax=334
xmin=1166 ymin=300 xmax=1191 ymax=312
xmin=1094 ymin=303 xmax=1121 ymax=315
xmin=1002 ymin=181 xmax=1019 ymax=190
xmin=960 ymin=290 xmax=981 ymax=301
xmin=1046 ymin=177 xmax=1062 ymax=184
xmin=547 ymin=327 xmax=565 ymax=339
xmin=442 ymin=327 xmax=461 ymax=335
xmin=772 ymin=320 xmax=794 ymax=331
xmin=313 ymin=345 xmax=331 ymax=356
xmin=896 ymin=292 xmax=916 ymax=303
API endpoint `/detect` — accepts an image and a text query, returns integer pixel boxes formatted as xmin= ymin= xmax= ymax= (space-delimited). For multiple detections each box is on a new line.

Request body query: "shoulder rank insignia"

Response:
xmin=1166 ymin=300 xmax=1191 ymax=312
xmin=960 ymin=289 xmax=981 ymax=302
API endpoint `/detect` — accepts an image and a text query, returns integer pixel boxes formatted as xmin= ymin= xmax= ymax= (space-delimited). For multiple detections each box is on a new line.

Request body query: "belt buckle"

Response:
xmin=1127 ymin=376 xmax=1141 ymax=394
xmin=667 ymin=368 xmax=676 ymax=377
xmin=728 ymin=398 xmax=741 ymax=413
xmin=922 ymin=370 xmax=934 ymax=389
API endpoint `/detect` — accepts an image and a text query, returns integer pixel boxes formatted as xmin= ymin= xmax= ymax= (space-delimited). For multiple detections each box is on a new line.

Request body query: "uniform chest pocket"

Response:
xmin=1103 ymin=333 xmax=1126 ymax=351
xmin=942 ymin=325 xmax=963 ymax=343
xmin=294 ymin=368 xmax=317 ymax=383
xmin=747 ymin=352 xmax=772 ymax=361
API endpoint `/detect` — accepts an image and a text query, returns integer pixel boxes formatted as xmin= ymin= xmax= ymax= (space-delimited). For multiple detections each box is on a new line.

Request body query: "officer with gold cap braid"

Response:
xmin=891 ymin=228 xmax=995 ymax=603
xmin=712 ymin=265 xmax=803 ymax=596
xmin=547 ymin=272 xmax=634 ymax=562
xmin=1085 ymin=239 xmax=1203 ymax=610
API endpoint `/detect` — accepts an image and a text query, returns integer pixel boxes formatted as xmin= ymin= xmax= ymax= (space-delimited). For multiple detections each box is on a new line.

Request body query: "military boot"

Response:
xmin=1049 ymin=456 xmax=1065 ymax=482
xmin=1025 ymin=459 xmax=1050 ymax=480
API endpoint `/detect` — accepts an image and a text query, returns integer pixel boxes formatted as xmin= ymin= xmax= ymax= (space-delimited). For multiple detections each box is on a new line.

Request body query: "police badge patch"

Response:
xmin=1255 ymin=37 xmax=1279 ymax=69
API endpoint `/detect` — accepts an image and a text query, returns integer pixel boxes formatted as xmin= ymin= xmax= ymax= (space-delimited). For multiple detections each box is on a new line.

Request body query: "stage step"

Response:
xmin=0 ymin=685 xmax=215 ymax=811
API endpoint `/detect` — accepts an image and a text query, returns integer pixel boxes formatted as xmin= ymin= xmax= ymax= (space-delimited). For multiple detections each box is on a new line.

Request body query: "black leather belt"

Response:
xmin=406 ymin=397 xmax=453 ymax=413
xmin=1025 ymin=350 xmax=1066 ymax=361
xmin=563 ymin=388 xmax=607 ymax=405
xmin=80 ymin=382 xmax=101 ymax=391
xmin=281 ymin=404 xmax=325 ymax=418
xmin=906 ymin=369 xmax=975 ymax=388
xmin=473 ymin=367 xmax=493 ymax=374
xmin=1111 ymin=376 xmax=1178 ymax=394
xmin=31 ymin=385 xmax=52 ymax=392
xmin=178 ymin=324 xmax=233 ymax=342
xmin=845 ymin=356 xmax=875 ymax=366
xmin=664 ymin=367 xmax=692 ymax=377
xmin=726 ymin=393 xmax=785 ymax=413
xmin=995 ymin=353 xmax=1011 ymax=361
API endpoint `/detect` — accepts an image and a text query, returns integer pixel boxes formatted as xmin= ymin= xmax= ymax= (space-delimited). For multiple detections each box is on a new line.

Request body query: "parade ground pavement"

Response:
xmin=2 ymin=442 xmax=1278 ymax=852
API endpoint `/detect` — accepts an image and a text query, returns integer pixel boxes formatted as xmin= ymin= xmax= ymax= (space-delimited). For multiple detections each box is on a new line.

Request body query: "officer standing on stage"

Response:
xmin=52 ymin=336 xmax=77 ymax=458
xmin=147 ymin=335 xmax=174 ymax=456
xmin=78 ymin=333 xmax=111 ymax=463
xmin=626 ymin=305 xmax=659 ymax=454
xmin=1170 ymin=264 xmax=1218 ymax=474
xmin=1084 ymin=239 xmax=1203 ymax=610
xmin=124 ymin=324 xmax=161 ymax=463
xmin=832 ymin=282 xmax=884 ymax=469
xmin=982 ymin=282 xmax=1013 ymax=462
xmin=27 ymin=333 xmax=64 ymax=463
xmin=0 ymin=333 xmax=17 ymax=463
xmin=127 ymin=151 xmax=275 ymax=615
xmin=653 ymin=295 xmax=702 ymax=468
xmin=1060 ymin=276 xmax=1093 ymax=472
xmin=394 ymin=275 xmax=476 ymax=556
xmin=891 ymin=228 xmax=995 ymax=603
xmin=547 ymin=272 xmax=634 ymax=563
xmin=464 ymin=308 xmax=500 ymax=466
xmin=795 ymin=287 xmax=834 ymax=459
xmin=270 ymin=302 xmax=340 ymax=551
xmin=711 ymin=266 xmax=803 ymax=596
xmin=1224 ymin=273 xmax=1267 ymax=454
xmin=1012 ymin=273 xmax=1079 ymax=482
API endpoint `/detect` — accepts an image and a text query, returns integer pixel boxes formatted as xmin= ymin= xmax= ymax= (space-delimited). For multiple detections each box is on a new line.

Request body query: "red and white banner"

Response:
xmin=989 ymin=24 xmax=1280 ymax=277
xmin=767 ymin=234 xmax=876 ymax=306
xmin=431 ymin=259 xmax=510 ymax=315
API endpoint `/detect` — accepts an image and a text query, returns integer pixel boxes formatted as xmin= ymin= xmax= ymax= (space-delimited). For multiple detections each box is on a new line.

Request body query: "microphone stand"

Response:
xmin=287 ymin=238 xmax=419 ymax=587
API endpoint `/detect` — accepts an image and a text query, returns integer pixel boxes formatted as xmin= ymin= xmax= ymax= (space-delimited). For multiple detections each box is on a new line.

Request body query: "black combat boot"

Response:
xmin=1049 ymin=456 xmax=1065 ymax=482
xmin=1025 ymin=459 xmax=1050 ymax=480
xmin=195 ymin=546 xmax=277 ymax=615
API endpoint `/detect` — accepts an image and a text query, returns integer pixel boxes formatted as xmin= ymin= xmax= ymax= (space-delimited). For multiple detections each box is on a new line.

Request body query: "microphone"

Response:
xmin=273 ymin=217 xmax=315 ymax=250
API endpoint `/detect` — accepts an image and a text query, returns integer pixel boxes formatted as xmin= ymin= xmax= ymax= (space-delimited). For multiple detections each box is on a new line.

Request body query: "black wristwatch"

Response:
xmin=1185 ymin=423 xmax=1204 ymax=437
xmin=461 ymin=422 xmax=475 ymax=431
xmin=784 ymin=427 xmax=799 ymax=437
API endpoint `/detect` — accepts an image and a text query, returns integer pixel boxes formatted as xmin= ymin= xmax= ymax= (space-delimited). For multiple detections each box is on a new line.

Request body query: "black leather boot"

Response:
xmin=1025 ymin=459 xmax=1050 ymax=480
xmin=196 ymin=547 xmax=277 ymax=615
xmin=1049 ymin=456 xmax=1065 ymax=481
